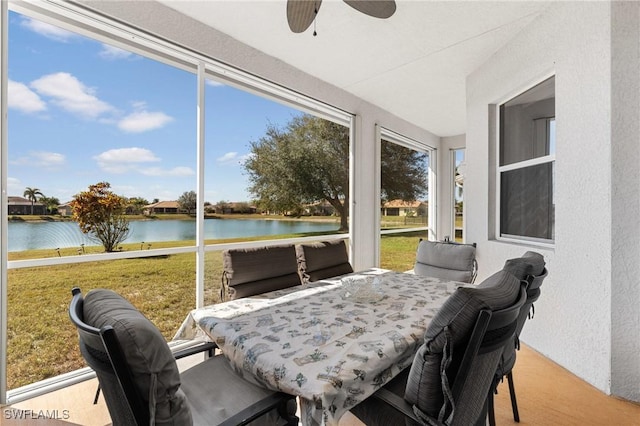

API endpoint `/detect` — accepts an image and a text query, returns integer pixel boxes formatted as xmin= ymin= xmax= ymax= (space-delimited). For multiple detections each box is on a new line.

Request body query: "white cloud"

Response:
xmin=140 ymin=167 xmax=195 ymax=177
xmin=11 ymin=151 xmax=66 ymax=169
xmin=8 ymin=80 xmax=47 ymax=113
xmin=30 ymin=151 xmax=66 ymax=168
xmin=94 ymin=147 xmax=160 ymax=173
xmin=20 ymin=17 xmax=77 ymax=42
xmin=95 ymin=147 xmax=160 ymax=163
xmin=30 ymin=72 xmax=114 ymax=119
xmin=206 ymin=80 xmax=225 ymax=87
xmin=99 ymin=44 xmax=134 ymax=60
xmin=216 ymin=152 xmax=251 ymax=165
xmin=7 ymin=177 xmax=21 ymax=194
xmin=94 ymin=148 xmax=192 ymax=177
xmin=217 ymin=152 xmax=239 ymax=164
xmin=118 ymin=110 xmax=173 ymax=133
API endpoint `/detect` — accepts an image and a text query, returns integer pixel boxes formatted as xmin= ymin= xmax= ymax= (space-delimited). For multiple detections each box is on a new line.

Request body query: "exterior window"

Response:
xmin=499 ymin=76 xmax=555 ymax=243
xmin=379 ymin=129 xmax=433 ymax=272
xmin=2 ymin=4 xmax=352 ymax=401
xmin=452 ymin=149 xmax=465 ymax=242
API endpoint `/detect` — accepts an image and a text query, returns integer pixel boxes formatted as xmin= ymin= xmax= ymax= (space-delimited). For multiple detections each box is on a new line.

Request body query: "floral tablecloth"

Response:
xmin=174 ymin=268 xmax=462 ymax=425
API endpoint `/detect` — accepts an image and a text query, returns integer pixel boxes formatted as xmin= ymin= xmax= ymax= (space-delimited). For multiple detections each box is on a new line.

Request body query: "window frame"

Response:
xmin=495 ymin=75 xmax=556 ymax=247
xmin=1 ymin=0 xmax=354 ymax=404
xmin=376 ymin=126 xmax=436 ymax=267
xmin=450 ymin=148 xmax=465 ymax=242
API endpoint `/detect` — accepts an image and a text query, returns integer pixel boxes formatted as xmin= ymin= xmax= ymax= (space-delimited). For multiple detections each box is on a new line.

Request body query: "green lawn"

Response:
xmin=6 ymin=224 xmax=422 ymax=390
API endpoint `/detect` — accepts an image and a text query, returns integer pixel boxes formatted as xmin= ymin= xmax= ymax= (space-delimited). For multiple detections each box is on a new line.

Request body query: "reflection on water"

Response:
xmin=8 ymin=219 xmax=338 ymax=251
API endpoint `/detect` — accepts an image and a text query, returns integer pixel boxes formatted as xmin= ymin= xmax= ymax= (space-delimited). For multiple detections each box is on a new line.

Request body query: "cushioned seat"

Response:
xmin=69 ymin=287 xmax=298 ymax=426
xmin=295 ymin=240 xmax=353 ymax=284
xmin=414 ymin=240 xmax=478 ymax=283
xmin=488 ymin=251 xmax=548 ymax=426
xmin=221 ymin=244 xmax=301 ymax=300
xmin=350 ymin=270 xmax=526 ymax=425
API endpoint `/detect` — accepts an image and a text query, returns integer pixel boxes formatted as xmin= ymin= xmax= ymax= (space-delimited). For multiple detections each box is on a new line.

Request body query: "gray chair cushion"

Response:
xmin=501 ymin=251 xmax=545 ymax=283
xmin=180 ymin=354 xmax=293 ymax=425
xmin=414 ymin=241 xmax=476 ymax=283
xmin=404 ymin=270 xmax=521 ymax=418
xmin=83 ymin=289 xmax=192 ymax=425
xmin=296 ymin=240 xmax=353 ymax=283
xmin=223 ymin=245 xmax=301 ymax=299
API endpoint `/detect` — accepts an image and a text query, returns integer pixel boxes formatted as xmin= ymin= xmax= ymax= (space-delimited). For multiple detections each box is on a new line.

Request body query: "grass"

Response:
xmin=6 ymin=220 xmax=422 ymax=390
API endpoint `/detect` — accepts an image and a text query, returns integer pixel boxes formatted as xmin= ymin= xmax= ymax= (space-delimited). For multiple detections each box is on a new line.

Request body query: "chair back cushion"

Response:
xmin=501 ymin=251 xmax=545 ymax=283
xmin=414 ymin=240 xmax=476 ymax=283
xmin=222 ymin=244 xmax=301 ymax=299
xmin=296 ymin=240 xmax=353 ymax=283
xmin=83 ymin=289 xmax=192 ymax=425
xmin=404 ymin=270 xmax=521 ymax=419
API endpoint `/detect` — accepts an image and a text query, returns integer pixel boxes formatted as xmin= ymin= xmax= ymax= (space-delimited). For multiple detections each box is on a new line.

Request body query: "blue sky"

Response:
xmin=7 ymin=10 xmax=302 ymax=204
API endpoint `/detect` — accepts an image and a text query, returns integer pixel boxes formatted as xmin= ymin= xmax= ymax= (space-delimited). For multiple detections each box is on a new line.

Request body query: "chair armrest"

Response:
xmin=173 ymin=341 xmax=218 ymax=359
xmin=372 ymin=388 xmax=420 ymax=423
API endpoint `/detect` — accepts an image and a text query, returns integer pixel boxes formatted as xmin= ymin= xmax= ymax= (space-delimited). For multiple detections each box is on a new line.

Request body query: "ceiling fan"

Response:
xmin=287 ymin=0 xmax=397 ymax=34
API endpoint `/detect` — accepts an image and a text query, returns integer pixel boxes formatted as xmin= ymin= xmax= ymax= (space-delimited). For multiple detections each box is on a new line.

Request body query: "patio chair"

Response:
xmin=221 ymin=244 xmax=301 ymax=300
xmin=414 ymin=238 xmax=478 ymax=283
xmin=69 ymin=287 xmax=298 ymax=426
xmin=488 ymin=251 xmax=548 ymax=426
xmin=350 ymin=272 xmax=527 ymax=426
xmin=295 ymin=239 xmax=353 ymax=284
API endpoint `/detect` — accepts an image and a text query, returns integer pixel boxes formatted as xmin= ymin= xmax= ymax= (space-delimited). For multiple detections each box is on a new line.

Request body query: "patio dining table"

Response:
xmin=174 ymin=268 xmax=465 ymax=426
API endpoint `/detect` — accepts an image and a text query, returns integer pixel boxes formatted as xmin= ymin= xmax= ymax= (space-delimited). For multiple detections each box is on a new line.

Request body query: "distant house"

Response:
xmin=228 ymin=202 xmax=257 ymax=214
xmin=304 ymin=201 xmax=336 ymax=216
xmin=381 ymin=199 xmax=426 ymax=217
xmin=144 ymin=201 xmax=180 ymax=214
xmin=57 ymin=203 xmax=73 ymax=216
xmin=8 ymin=196 xmax=46 ymax=215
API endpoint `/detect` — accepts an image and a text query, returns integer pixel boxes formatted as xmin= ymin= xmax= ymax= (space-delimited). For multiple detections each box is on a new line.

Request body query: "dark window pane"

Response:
xmin=500 ymin=162 xmax=554 ymax=240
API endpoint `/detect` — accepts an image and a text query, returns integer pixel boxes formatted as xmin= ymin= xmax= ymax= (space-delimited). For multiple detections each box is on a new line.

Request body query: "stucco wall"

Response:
xmin=610 ymin=1 xmax=640 ymax=402
xmin=465 ymin=2 xmax=640 ymax=400
xmin=466 ymin=2 xmax=618 ymax=396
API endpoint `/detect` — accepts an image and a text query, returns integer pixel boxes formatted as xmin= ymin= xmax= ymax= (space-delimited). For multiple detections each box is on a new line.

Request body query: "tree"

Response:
xmin=127 ymin=197 xmax=149 ymax=214
xmin=244 ymin=114 xmax=428 ymax=231
xmin=39 ymin=196 xmax=61 ymax=215
xmin=215 ymin=200 xmax=230 ymax=214
xmin=23 ymin=187 xmax=43 ymax=215
xmin=380 ymin=140 xmax=428 ymax=204
xmin=178 ymin=190 xmax=197 ymax=215
xmin=70 ymin=182 xmax=130 ymax=252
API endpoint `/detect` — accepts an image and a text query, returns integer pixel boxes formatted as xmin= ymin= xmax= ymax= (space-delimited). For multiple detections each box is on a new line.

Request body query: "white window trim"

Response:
xmin=1 ymin=0 xmax=9 ymax=406
xmin=494 ymin=75 xmax=556 ymax=247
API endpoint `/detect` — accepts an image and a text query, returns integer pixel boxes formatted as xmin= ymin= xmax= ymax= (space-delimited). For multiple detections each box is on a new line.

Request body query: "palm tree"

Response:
xmin=39 ymin=196 xmax=60 ymax=215
xmin=23 ymin=187 xmax=43 ymax=215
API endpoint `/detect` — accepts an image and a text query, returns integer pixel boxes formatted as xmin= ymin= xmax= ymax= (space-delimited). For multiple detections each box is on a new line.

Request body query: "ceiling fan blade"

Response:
xmin=343 ymin=0 xmax=396 ymax=19
xmin=287 ymin=0 xmax=322 ymax=33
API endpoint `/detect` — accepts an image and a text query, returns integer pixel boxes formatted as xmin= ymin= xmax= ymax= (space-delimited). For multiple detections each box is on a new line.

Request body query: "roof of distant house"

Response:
xmin=8 ymin=196 xmax=43 ymax=205
xmin=145 ymin=201 xmax=180 ymax=209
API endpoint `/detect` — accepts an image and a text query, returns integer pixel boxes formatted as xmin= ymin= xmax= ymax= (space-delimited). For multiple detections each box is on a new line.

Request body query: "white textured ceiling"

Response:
xmin=158 ymin=1 xmax=551 ymax=137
